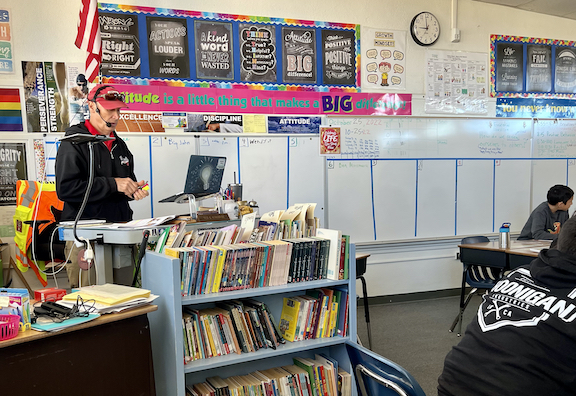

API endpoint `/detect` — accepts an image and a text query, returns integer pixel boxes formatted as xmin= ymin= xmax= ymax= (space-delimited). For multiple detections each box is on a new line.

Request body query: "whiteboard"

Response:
xmin=326 ymin=159 xmax=374 ymax=242
xmin=494 ymin=160 xmax=531 ymax=233
xmin=123 ymin=135 xmax=152 ymax=219
xmin=531 ymin=159 xmax=567 ymax=211
xmin=288 ymin=136 xmax=325 ymax=223
xmin=534 ymin=119 xmax=576 ymax=158
xmin=150 ymin=135 xmax=197 ymax=217
xmin=416 ymin=160 xmax=456 ymax=238
xmin=239 ymin=137 xmax=288 ymax=215
xmin=325 ymin=117 xmax=532 ymax=159
xmin=372 ymin=160 xmax=417 ymax=240
xmin=456 ymin=160 xmax=493 ymax=236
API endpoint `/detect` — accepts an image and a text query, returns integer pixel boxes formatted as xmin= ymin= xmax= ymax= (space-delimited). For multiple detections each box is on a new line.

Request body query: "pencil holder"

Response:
xmin=0 ymin=314 xmax=19 ymax=341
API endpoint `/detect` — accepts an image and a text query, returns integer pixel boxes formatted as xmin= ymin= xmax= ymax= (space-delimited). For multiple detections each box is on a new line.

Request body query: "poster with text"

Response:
xmin=322 ymin=29 xmax=356 ymax=86
xmin=43 ymin=62 xmax=69 ymax=132
xmin=0 ymin=9 xmax=13 ymax=73
xmin=22 ymin=61 xmax=48 ymax=132
xmin=320 ymin=127 xmax=340 ymax=155
xmin=195 ymin=20 xmax=234 ymax=81
xmin=526 ymin=44 xmax=551 ymax=92
xmin=99 ymin=12 xmax=141 ymax=76
xmin=282 ymin=27 xmax=317 ymax=84
xmin=425 ymin=50 xmax=488 ymax=114
xmin=185 ymin=114 xmax=243 ymax=133
xmin=239 ymin=23 xmax=276 ymax=82
xmin=268 ymin=116 xmax=321 ymax=133
xmin=147 ymin=16 xmax=190 ymax=79
xmin=496 ymin=42 xmax=524 ymax=92
xmin=361 ymin=27 xmax=406 ymax=90
xmin=555 ymin=47 xmax=576 ymax=94
xmin=0 ymin=142 xmax=26 ymax=205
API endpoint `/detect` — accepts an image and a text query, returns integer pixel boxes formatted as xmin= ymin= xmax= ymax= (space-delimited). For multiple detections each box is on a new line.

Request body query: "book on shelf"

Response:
xmin=316 ymin=228 xmax=343 ymax=281
xmin=279 ymin=296 xmax=302 ymax=342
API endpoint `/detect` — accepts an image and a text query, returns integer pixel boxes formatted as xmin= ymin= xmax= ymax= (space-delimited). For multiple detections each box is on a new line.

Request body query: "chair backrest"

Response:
xmin=461 ymin=236 xmax=490 ymax=244
xmin=460 ymin=236 xmax=500 ymax=288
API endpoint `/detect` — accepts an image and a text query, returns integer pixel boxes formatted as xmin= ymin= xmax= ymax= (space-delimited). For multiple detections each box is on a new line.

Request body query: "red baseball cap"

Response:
xmin=88 ymin=85 xmax=128 ymax=110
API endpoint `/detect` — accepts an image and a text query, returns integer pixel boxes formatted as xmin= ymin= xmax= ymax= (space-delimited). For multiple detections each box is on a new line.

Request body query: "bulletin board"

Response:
xmin=98 ymin=3 xmax=360 ymax=91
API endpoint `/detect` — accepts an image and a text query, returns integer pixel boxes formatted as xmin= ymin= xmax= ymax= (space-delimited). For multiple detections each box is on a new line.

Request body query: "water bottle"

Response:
xmin=499 ymin=222 xmax=511 ymax=249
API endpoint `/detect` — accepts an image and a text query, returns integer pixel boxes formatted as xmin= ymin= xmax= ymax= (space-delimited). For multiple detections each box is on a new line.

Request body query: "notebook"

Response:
xmin=159 ymin=155 xmax=227 ymax=203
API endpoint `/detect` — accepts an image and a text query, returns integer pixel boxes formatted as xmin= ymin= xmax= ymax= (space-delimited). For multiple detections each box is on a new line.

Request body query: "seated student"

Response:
xmin=437 ymin=216 xmax=576 ymax=396
xmin=517 ymin=184 xmax=573 ymax=240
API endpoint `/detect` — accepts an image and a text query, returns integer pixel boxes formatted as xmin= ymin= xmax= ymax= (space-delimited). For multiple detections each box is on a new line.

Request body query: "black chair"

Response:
xmin=357 ymin=253 xmax=372 ymax=350
xmin=450 ymin=236 xmax=503 ymax=336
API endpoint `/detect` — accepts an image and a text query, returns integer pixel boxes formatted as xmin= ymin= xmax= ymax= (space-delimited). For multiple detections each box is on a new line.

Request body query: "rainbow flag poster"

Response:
xmin=0 ymin=88 xmax=23 ymax=131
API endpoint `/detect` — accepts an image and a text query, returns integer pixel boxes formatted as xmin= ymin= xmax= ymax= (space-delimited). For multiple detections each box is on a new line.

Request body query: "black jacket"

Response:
xmin=438 ymin=248 xmax=576 ymax=396
xmin=55 ymin=122 xmax=136 ymax=222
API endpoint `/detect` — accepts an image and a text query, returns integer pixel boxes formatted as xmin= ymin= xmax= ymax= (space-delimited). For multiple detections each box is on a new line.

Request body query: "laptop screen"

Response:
xmin=183 ymin=155 xmax=226 ymax=196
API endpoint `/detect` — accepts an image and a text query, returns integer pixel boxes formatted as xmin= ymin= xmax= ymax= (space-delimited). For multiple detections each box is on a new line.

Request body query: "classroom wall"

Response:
xmin=4 ymin=0 xmax=576 ymax=295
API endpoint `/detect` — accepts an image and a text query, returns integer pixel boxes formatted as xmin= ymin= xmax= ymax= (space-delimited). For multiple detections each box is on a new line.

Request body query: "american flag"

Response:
xmin=75 ymin=0 xmax=101 ymax=82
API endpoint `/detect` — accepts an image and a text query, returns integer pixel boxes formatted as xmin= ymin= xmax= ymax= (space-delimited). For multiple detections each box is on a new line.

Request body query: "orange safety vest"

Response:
xmin=13 ymin=180 xmax=64 ymax=286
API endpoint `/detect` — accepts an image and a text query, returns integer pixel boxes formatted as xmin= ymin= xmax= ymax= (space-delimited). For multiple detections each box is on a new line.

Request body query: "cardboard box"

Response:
xmin=34 ymin=288 xmax=67 ymax=302
xmin=0 ymin=288 xmax=30 ymax=326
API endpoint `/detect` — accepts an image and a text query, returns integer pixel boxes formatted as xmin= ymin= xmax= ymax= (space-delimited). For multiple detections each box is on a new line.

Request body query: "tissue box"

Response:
xmin=0 ymin=288 xmax=30 ymax=326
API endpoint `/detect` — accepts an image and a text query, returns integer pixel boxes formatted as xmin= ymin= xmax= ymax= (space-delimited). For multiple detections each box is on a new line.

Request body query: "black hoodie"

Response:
xmin=55 ymin=122 xmax=136 ymax=223
xmin=438 ymin=248 xmax=576 ymax=396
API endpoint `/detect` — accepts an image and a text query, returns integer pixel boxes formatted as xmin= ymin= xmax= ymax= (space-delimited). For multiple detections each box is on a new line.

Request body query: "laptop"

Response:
xmin=159 ymin=155 xmax=227 ymax=203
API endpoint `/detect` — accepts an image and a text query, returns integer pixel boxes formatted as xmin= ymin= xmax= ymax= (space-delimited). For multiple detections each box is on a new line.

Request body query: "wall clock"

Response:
xmin=410 ymin=11 xmax=440 ymax=46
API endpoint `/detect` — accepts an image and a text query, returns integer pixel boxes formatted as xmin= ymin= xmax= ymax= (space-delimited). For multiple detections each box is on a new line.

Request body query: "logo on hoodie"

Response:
xmin=119 ymin=155 xmax=130 ymax=166
xmin=478 ymin=268 xmax=576 ymax=332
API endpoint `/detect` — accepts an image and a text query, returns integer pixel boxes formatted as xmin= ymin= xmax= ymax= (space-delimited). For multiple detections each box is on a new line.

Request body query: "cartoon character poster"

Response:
xmin=361 ymin=27 xmax=406 ymax=90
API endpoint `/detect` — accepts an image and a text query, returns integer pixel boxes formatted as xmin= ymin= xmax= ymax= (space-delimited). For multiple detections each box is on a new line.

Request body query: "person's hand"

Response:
xmin=206 ymin=123 xmax=220 ymax=131
xmin=132 ymin=180 xmax=150 ymax=201
xmin=115 ymin=177 xmax=144 ymax=199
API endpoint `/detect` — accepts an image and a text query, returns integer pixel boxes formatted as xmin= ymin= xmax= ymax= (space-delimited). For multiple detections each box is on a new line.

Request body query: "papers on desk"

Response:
xmin=113 ymin=215 xmax=176 ymax=229
xmin=58 ymin=295 xmax=159 ymax=314
xmin=31 ymin=313 xmax=100 ymax=332
xmin=530 ymin=248 xmax=544 ymax=253
xmin=62 ymin=283 xmax=151 ymax=305
xmin=59 ymin=220 xmax=107 ymax=226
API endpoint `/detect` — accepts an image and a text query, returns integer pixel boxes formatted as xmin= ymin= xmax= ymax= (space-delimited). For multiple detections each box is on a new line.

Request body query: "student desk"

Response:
xmin=1 ymin=305 xmax=157 ymax=395
xmin=459 ymin=240 xmax=552 ymax=270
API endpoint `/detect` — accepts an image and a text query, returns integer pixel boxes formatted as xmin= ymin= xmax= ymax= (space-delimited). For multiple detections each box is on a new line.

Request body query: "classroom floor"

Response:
xmin=356 ymin=293 xmax=482 ymax=396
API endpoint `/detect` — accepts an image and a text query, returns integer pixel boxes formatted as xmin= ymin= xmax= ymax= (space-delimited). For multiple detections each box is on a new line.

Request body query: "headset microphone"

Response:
xmin=95 ymin=107 xmax=112 ymax=128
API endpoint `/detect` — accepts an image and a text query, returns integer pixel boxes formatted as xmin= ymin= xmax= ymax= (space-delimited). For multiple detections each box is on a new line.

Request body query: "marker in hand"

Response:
xmin=139 ymin=182 xmax=150 ymax=191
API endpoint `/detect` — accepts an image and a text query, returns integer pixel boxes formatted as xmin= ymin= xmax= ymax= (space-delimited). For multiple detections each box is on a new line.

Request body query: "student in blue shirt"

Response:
xmin=518 ymin=184 xmax=573 ymax=240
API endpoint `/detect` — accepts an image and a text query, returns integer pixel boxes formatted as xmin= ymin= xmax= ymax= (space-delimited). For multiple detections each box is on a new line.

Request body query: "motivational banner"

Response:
xmin=111 ymin=84 xmax=412 ymax=116
xmin=147 ymin=16 xmax=190 ymax=79
xmin=239 ymin=23 xmax=276 ymax=82
xmin=99 ymin=11 xmax=141 ymax=76
xmin=194 ymin=20 xmax=234 ymax=80
xmin=491 ymin=34 xmax=576 ymax=98
xmin=496 ymin=97 xmax=576 ymax=118
xmin=99 ymin=4 xmax=359 ymax=91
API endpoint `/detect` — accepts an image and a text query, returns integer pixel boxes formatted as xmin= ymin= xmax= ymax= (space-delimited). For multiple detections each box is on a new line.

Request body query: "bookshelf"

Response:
xmin=142 ymin=243 xmax=359 ymax=396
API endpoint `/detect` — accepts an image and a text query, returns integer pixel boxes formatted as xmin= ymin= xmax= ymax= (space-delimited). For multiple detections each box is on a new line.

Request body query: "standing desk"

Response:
xmin=59 ymin=225 xmax=155 ymax=285
xmin=1 ymin=304 xmax=157 ymax=395
xmin=459 ymin=240 xmax=552 ymax=270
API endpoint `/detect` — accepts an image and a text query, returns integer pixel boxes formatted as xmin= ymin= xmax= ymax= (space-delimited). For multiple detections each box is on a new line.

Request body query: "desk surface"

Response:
xmin=459 ymin=240 xmax=551 ymax=257
xmin=0 ymin=304 xmax=157 ymax=349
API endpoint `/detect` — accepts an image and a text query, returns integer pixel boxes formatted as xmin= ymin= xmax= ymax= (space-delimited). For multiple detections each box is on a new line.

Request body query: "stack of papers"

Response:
xmin=62 ymin=283 xmax=151 ymax=305
xmin=58 ymin=295 xmax=159 ymax=314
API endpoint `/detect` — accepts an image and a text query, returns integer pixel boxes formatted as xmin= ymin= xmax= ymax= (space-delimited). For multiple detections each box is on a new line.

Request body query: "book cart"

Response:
xmin=142 ymin=241 xmax=418 ymax=395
